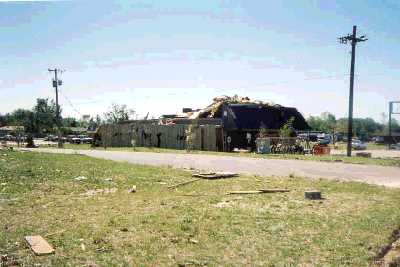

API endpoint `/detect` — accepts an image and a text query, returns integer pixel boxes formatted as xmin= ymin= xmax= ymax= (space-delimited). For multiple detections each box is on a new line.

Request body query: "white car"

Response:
xmin=352 ymin=140 xmax=367 ymax=150
xmin=390 ymin=143 xmax=400 ymax=150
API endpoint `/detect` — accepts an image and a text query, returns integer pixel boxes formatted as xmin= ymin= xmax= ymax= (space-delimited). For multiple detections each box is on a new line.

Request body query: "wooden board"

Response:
xmin=25 ymin=235 xmax=55 ymax=255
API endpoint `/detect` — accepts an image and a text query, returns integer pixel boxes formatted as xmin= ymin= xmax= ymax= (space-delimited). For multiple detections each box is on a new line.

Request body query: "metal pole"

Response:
xmin=346 ymin=25 xmax=357 ymax=157
xmin=389 ymin=101 xmax=392 ymax=149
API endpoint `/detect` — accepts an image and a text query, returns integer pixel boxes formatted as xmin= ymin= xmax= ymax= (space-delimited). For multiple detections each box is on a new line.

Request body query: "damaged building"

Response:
xmin=98 ymin=95 xmax=309 ymax=151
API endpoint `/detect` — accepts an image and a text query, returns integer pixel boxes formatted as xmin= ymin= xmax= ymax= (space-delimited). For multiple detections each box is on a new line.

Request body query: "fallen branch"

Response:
xmin=167 ymin=178 xmax=202 ymax=189
xmin=227 ymin=189 xmax=290 ymax=195
xmin=260 ymin=189 xmax=291 ymax=193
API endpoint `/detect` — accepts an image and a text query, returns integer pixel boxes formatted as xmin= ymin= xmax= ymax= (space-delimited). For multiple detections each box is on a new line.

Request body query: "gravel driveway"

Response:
xmin=20 ymin=148 xmax=400 ymax=188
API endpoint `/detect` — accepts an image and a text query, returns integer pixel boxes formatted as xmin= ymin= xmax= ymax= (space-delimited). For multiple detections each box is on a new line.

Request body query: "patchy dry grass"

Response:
xmin=1 ymin=151 xmax=400 ymax=266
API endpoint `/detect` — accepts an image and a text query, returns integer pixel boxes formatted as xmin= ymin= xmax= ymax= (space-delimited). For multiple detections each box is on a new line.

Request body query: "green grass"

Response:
xmin=53 ymin=143 xmax=400 ymax=167
xmin=1 ymin=151 xmax=400 ymax=266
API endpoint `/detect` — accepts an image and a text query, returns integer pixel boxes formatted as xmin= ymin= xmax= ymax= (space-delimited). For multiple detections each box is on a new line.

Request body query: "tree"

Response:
xmin=280 ymin=117 xmax=295 ymax=138
xmin=104 ymin=103 xmax=135 ymax=123
xmin=7 ymin=109 xmax=36 ymax=133
xmin=33 ymin=98 xmax=57 ymax=134
xmin=62 ymin=117 xmax=78 ymax=128
xmin=307 ymin=112 xmax=336 ymax=133
xmin=0 ymin=114 xmax=7 ymax=127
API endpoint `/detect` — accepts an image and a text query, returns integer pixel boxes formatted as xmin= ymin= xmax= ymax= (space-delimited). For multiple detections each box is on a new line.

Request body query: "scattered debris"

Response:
xmin=227 ymin=189 xmax=290 ymax=195
xmin=74 ymin=176 xmax=87 ymax=181
xmin=214 ymin=201 xmax=233 ymax=208
xmin=25 ymin=235 xmax=55 ymax=255
xmin=213 ymin=196 xmax=243 ymax=208
xmin=0 ymin=198 xmax=19 ymax=204
xmin=81 ymin=188 xmax=117 ymax=197
xmin=192 ymin=171 xmax=238 ymax=179
xmin=168 ymin=178 xmax=202 ymax=189
xmin=373 ymin=228 xmax=400 ymax=267
xmin=128 ymin=186 xmax=137 ymax=193
xmin=356 ymin=152 xmax=372 ymax=158
xmin=0 ymin=253 xmax=20 ymax=266
xmin=305 ymin=191 xmax=322 ymax=200
xmin=45 ymin=229 xmax=66 ymax=237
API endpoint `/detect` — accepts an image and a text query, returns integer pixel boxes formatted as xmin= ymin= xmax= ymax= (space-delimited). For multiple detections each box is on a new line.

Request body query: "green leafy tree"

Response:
xmin=104 ymin=103 xmax=135 ymax=123
xmin=307 ymin=112 xmax=336 ymax=133
xmin=7 ymin=109 xmax=36 ymax=133
xmin=62 ymin=117 xmax=79 ymax=128
xmin=0 ymin=114 xmax=6 ymax=127
xmin=33 ymin=98 xmax=57 ymax=134
xmin=280 ymin=117 xmax=295 ymax=138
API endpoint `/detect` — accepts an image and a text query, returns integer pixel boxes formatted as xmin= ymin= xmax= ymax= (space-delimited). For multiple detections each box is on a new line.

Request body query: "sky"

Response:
xmin=0 ymin=0 xmax=399 ymax=121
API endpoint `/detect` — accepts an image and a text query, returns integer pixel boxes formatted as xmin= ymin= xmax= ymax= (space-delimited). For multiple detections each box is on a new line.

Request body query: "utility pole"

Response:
xmin=389 ymin=101 xmax=400 ymax=148
xmin=48 ymin=68 xmax=64 ymax=148
xmin=389 ymin=102 xmax=393 ymax=144
xmin=338 ymin=25 xmax=367 ymax=156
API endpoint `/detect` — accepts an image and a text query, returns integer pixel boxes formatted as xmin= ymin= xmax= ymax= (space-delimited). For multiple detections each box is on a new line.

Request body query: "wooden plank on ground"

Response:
xmin=227 ymin=189 xmax=290 ymax=195
xmin=25 ymin=235 xmax=55 ymax=255
xmin=167 ymin=178 xmax=202 ymax=189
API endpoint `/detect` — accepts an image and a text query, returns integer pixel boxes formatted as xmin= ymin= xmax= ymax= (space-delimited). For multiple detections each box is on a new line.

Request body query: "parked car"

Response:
xmin=79 ymin=135 xmax=93 ymax=144
xmin=390 ymin=143 xmax=400 ymax=150
xmin=317 ymin=134 xmax=331 ymax=145
xmin=2 ymin=135 xmax=15 ymax=141
xmin=374 ymin=136 xmax=385 ymax=144
xmin=66 ymin=135 xmax=76 ymax=143
xmin=71 ymin=136 xmax=81 ymax=144
xmin=44 ymin=135 xmax=57 ymax=142
xmin=352 ymin=139 xmax=367 ymax=150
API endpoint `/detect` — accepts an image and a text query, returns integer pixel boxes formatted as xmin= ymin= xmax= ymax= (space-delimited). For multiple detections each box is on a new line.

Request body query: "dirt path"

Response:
xmin=22 ymin=148 xmax=400 ymax=188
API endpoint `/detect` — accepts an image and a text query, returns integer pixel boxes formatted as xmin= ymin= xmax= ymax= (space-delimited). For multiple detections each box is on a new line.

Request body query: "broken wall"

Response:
xmin=98 ymin=121 xmax=220 ymax=151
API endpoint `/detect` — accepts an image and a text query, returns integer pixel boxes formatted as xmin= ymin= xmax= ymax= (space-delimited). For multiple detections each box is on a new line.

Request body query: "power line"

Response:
xmin=59 ymin=91 xmax=83 ymax=117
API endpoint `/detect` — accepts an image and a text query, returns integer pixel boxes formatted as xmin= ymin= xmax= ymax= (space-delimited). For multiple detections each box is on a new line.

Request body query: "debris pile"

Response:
xmin=81 ymin=188 xmax=117 ymax=197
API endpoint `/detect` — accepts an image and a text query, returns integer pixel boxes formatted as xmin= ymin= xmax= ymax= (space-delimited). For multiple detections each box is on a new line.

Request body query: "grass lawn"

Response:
xmin=333 ymin=142 xmax=388 ymax=151
xmin=54 ymin=143 xmax=400 ymax=168
xmin=1 ymin=151 xmax=400 ymax=266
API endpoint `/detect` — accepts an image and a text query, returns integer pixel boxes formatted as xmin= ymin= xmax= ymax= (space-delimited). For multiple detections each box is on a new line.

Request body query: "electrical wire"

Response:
xmin=59 ymin=91 xmax=83 ymax=117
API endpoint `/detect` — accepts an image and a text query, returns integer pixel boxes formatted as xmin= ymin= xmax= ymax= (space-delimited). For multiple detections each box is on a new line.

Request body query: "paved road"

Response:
xmin=21 ymin=148 xmax=400 ymax=188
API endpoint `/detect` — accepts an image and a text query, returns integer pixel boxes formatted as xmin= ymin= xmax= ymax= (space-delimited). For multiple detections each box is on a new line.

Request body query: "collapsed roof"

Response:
xmin=163 ymin=95 xmax=309 ymax=130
